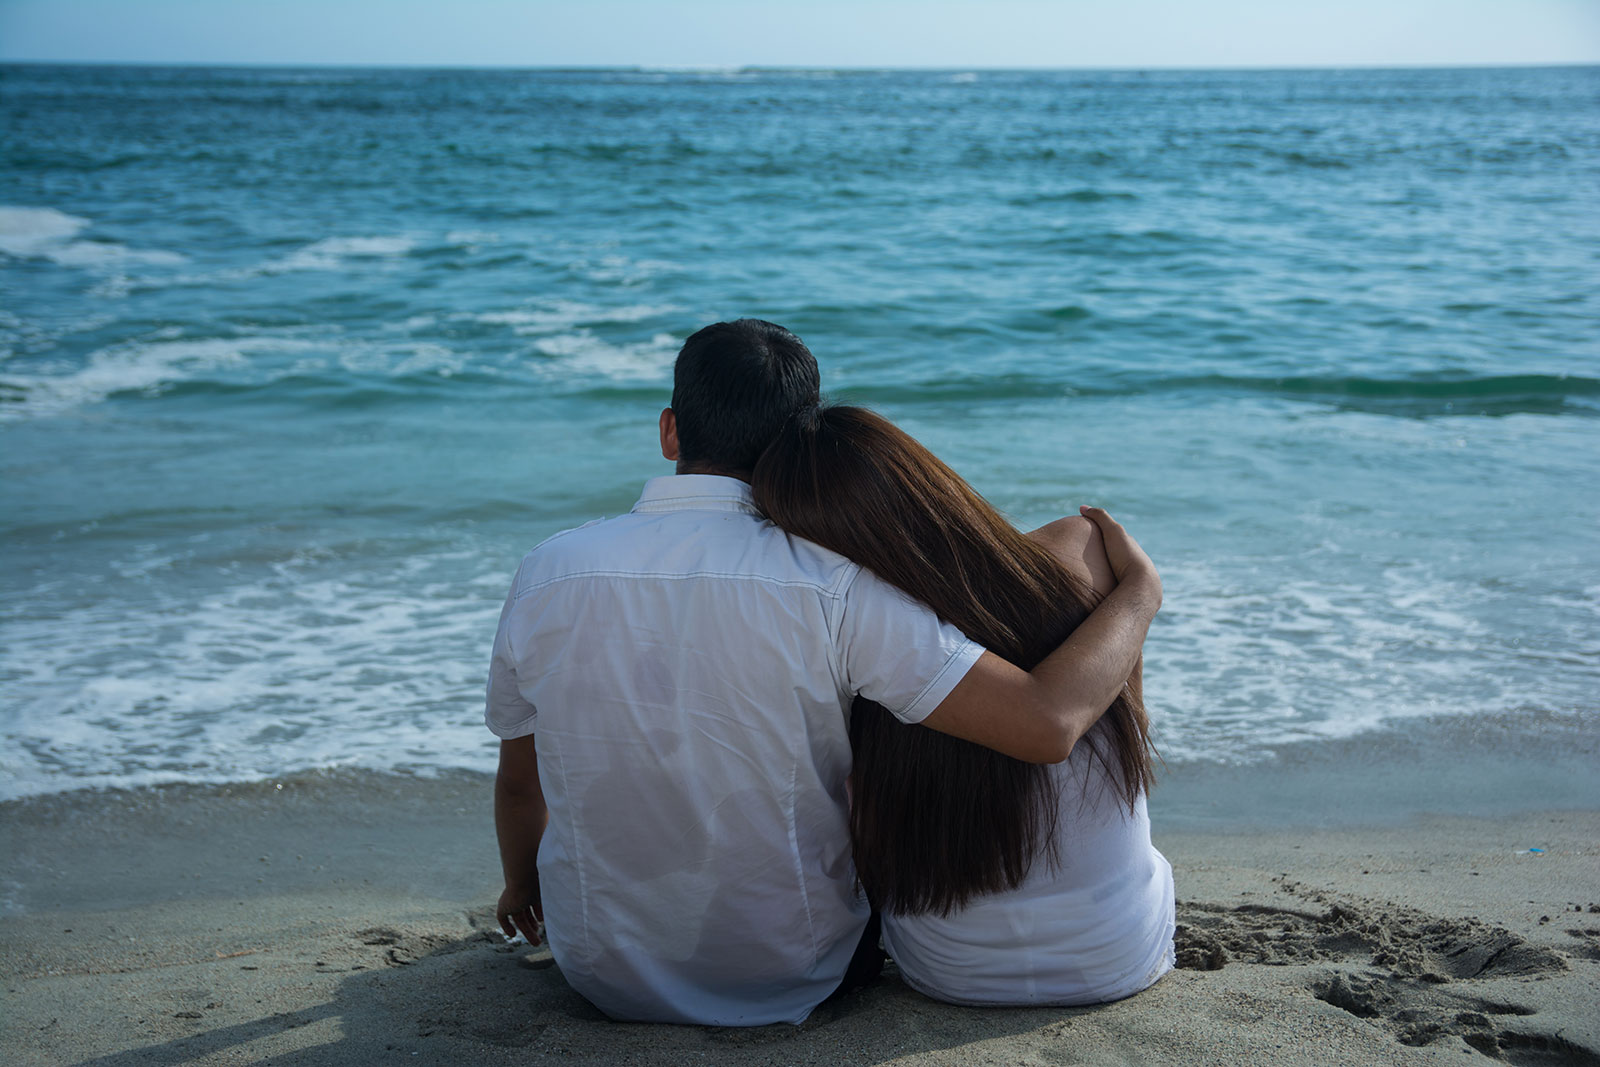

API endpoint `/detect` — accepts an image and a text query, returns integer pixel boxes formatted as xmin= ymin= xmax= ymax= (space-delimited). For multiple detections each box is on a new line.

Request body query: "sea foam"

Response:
xmin=0 ymin=555 xmax=508 ymax=802
xmin=0 ymin=206 xmax=186 ymax=269
xmin=266 ymin=235 xmax=416 ymax=273
xmin=0 ymin=337 xmax=317 ymax=419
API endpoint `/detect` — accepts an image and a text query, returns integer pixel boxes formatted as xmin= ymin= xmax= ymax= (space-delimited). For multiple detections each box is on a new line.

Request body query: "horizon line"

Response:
xmin=3 ymin=58 xmax=1598 ymax=74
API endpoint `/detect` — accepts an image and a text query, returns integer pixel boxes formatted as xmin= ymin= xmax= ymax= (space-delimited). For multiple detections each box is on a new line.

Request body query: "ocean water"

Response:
xmin=2 ymin=65 xmax=1597 ymax=802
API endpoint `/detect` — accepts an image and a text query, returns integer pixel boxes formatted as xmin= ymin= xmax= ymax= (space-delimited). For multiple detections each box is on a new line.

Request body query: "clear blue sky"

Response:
xmin=2 ymin=0 xmax=1597 ymax=68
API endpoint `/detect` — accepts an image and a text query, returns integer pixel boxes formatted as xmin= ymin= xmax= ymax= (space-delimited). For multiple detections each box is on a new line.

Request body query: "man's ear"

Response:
xmin=659 ymin=408 xmax=680 ymax=463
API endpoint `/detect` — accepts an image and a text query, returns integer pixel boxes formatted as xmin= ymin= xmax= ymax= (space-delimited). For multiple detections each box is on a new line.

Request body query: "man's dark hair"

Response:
xmin=671 ymin=319 xmax=820 ymax=476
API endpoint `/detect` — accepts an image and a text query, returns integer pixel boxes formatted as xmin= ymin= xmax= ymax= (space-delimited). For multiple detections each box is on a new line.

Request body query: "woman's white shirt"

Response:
xmin=881 ymin=733 xmax=1176 ymax=1006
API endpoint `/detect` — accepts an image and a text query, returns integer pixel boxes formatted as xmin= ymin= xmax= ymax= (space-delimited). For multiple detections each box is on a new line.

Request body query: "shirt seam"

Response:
xmin=486 ymin=709 xmax=537 ymax=739
xmin=824 ymin=563 xmax=862 ymax=698
xmin=893 ymin=638 xmax=984 ymax=721
xmin=632 ymin=499 xmax=761 ymax=512
xmin=525 ymin=523 xmax=600 ymax=556
xmin=555 ymin=740 xmax=594 ymax=969
xmin=486 ymin=562 xmax=539 ymax=735
xmin=512 ymin=568 xmax=851 ymax=603
xmin=632 ymin=492 xmax=759 ymax=508
xmin=784 ymin=759 xmax=820 ymax=974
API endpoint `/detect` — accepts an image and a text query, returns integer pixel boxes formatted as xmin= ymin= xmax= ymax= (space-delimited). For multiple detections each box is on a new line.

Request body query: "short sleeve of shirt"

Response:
xmin=485 ymin=570 xmax=538 ymax=740
xmin=837 ymin=567 xmax=985 ymax=725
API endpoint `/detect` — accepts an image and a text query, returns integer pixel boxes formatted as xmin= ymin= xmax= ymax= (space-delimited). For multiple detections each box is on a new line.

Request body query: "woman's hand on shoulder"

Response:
xmin=1076 ymin=506 xmax=1161 ymax=613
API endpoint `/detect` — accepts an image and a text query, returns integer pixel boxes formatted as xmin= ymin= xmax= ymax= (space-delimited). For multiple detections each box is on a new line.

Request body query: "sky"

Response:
xmin=1 ymin=0 xmax=1598 ymax=69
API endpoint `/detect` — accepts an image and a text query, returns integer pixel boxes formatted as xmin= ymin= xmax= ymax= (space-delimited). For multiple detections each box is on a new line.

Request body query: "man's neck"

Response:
xmin=675 ymin=462 xmax=751 ymax=483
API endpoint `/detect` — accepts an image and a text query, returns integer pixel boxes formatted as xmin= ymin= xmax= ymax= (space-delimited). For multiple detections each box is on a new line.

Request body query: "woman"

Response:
xmin=751 ymin=404 xmax=1174 ymax=1007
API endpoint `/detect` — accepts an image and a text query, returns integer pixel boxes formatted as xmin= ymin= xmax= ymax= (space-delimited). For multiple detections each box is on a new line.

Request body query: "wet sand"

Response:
xmin=3 ymin=757 xmax=1597 ymax=1067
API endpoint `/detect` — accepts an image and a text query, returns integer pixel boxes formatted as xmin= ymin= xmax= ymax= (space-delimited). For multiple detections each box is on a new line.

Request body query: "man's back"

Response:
xmin=486 ymin=475 xmax=979 ymax=1024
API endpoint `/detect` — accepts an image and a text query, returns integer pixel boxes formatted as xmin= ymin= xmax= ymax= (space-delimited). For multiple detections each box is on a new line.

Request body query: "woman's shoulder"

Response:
xmin=1025 ymin=516 xmax=1115 ymax=597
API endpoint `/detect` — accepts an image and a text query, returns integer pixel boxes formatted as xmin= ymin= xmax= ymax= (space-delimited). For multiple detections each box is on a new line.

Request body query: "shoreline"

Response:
xmin=4 ymin=752 xmax=1599 ymax=1065
xmin=5 ymin=703 xmax=1596 ymax=833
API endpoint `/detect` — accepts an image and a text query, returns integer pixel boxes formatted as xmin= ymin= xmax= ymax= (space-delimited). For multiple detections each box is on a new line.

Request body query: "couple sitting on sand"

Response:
xmin=485 ymin=319 xmax=1174 ymax=1025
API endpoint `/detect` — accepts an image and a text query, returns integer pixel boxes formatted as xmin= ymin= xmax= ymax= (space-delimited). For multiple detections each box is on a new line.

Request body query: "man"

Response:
xmin=486 ymin=319 xmax=1160 ymax=1025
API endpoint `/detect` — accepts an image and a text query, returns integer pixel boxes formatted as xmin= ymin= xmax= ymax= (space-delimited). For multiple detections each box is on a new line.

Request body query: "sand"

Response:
xmin=3 ymin=770 xmax=1597 ymax=1067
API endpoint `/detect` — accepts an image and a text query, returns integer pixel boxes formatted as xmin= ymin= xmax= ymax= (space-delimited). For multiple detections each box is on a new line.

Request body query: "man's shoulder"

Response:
xmin=527 ymin=515 xmax=613 ymax=555
xmin=512 ymin=512 xmax=640 ymax=582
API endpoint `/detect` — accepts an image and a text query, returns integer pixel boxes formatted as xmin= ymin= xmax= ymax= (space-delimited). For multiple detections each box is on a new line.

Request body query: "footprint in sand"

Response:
xmin=1173 ymin=893 xmax=1595 ymax=1066
xmin=1562 ymin=927 xmax=1600 ymax=961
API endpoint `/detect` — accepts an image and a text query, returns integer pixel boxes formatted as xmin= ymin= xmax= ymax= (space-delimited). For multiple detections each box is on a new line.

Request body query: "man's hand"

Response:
xmin=497 ymin=882 xmax=544 ymax=945
xmin=1078 ymin=506 xmax=1161 ymax=612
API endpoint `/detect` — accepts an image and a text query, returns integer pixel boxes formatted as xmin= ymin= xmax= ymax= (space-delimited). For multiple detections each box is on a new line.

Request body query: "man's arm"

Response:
xmin=495 ymin=734 xmax=549 ymax=944
xmin=918 ymin=506 xmax=1159 ymax=765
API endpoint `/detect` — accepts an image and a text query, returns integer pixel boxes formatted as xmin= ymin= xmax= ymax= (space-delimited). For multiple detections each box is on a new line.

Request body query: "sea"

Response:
xmin=2 ymin=64 xmax=1597 ymax=805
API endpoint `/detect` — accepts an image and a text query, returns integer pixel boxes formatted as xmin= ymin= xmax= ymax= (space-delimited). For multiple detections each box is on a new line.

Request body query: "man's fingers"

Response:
xmin=513 ymin=908 xmax=542 ymax=946
xmin=499 ymin=907 xmax=540 ymax=945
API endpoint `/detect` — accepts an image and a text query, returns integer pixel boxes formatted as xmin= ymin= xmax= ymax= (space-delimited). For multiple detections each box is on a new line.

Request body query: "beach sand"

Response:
xmin=4 ymin=754 xmax=1597 ymax=1067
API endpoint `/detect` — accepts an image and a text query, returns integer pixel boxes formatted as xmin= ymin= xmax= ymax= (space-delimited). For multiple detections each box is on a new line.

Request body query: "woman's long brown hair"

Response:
xmin=752 ymin=405 xmax=1154 ymax=917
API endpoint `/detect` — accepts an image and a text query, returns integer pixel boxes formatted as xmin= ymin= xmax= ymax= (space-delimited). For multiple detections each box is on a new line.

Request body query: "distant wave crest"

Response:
xmin=861 ymin=372 xmax=1600 ymax=416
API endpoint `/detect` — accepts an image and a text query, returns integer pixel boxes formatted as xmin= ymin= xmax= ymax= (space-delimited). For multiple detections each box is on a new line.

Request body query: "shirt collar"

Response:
xmin=632 ymin=474 xmax=763 ymax=516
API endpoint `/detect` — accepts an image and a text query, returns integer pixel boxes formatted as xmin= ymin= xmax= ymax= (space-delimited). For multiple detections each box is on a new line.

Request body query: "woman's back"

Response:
xmin=881 ymin=724 xmax=1175 ymax=1006
xmin=750 ymin=404 xmax=1171 ymax=1004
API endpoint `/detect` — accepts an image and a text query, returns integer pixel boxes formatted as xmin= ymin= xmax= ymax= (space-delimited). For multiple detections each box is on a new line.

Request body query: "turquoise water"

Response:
xmin=2 ymin=65 xmax=1597 ymax=799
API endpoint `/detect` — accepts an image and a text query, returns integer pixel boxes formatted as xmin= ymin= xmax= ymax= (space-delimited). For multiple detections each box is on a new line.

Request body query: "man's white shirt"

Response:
xmin=486 ymin=475 xmax=982 ymax=1024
